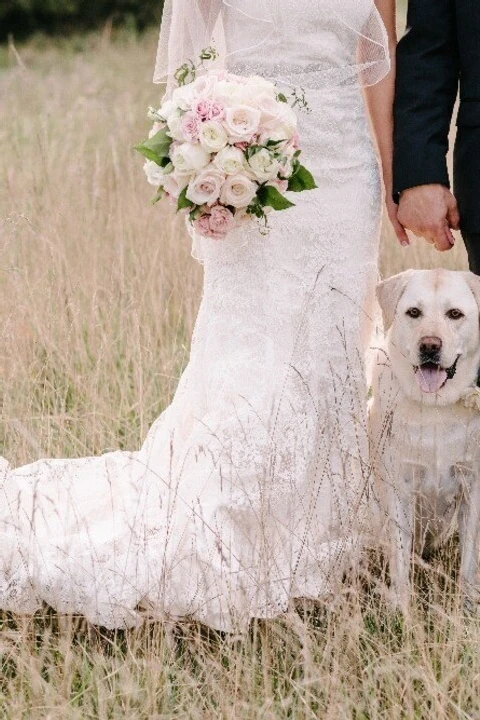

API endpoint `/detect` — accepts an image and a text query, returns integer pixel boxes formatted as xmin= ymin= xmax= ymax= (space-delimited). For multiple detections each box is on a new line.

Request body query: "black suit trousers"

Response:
xmin=462 ymin=233 xmax=480 ymax=276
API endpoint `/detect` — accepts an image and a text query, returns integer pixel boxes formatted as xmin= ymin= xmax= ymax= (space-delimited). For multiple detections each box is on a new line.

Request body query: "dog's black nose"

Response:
xmin=419 ymin=336 xmax=442 ymax=361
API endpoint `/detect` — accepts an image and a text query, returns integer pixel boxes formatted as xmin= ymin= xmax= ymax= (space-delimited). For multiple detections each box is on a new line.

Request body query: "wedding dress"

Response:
xmin=0 ymin=0 xmax=388 ymax=631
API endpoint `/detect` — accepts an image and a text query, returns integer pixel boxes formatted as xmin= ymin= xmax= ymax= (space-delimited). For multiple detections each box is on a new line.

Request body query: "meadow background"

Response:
xmin=0 ymin=3 xmax=477 ymax=718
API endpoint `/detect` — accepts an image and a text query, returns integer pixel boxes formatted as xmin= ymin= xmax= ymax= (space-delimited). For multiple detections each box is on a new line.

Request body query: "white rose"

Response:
xmin=251 ymin=93 xmax=282 ymax=124
xmin=247 ymin=148 xmax=280 ymax=182
xmin=224 ymin=105 xmax=261 ymax=143
xmin=192 ymin=74 xmax=218 ymax=98
xmin=167 ymin=109 xmax=185 ymax=141
xmin=264 ymin=104 xmax=298 ymax=140
xmin=157 ymin=99 xmax=177 ymax=122
xmin=198 ymin=120 xmax=229 ymax=153
xmin=215 ymin=80 xmax=246 ymax=107
xmin=144 ymin=160 xmax=171 ymax=187
xmin=171 ymin=83 xmax=196 ymax=111
xmin=186 ymin=166 xmax=225 ymax=206
xmin=213 ymin=146 xmax=246 ymax=175
xmin=171 ymin=143 xmax=211 ymax=174
xmin=244 ymin=75 xmax=277 ymax=98
xmin=163 ymin=172 xmax=190 ymax=199
xmin=220 ymin=173 xmax=258 ymax=209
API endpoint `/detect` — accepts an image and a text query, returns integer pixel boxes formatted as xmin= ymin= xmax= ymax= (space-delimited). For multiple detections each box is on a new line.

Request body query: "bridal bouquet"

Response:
xmin=135 ymin=61 xmax=316 ymax=240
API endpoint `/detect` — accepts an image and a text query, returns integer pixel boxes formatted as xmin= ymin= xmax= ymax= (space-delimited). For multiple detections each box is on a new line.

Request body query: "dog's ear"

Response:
xmin=463 ymin=272 xmax=480 ymax=316
xmin=376 ymin=270 xmax=415 ymax=331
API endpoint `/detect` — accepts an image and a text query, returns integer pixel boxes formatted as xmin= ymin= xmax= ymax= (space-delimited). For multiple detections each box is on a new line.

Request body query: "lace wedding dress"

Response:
xmin=0 ymin=0 xmax=386 ymax=631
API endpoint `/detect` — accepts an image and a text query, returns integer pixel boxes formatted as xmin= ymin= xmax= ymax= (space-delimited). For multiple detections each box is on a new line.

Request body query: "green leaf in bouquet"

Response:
xmin=257 ymin=185 xmax=295 ymax=211
xmin=245 ymin=145 xmax=262 ymax=161
xmin=266 ymin=138 xmax=288 ymax=148
xmin=134 ymin=127 xmax=172 ymax=166
xmin=189 ymin=206 xmax=202 ymax=222
xmin=174 ymin=61 xmax=196 ymax=87
xmin=151 ymin=188 xmax=165 ymax=205
xmin=246 ymin=198 xmax=265 ymax=219
xmin=177 ymin=187 xmax=195 ymax=211
xmin=287 ymin=163 xmax=318 ymax=192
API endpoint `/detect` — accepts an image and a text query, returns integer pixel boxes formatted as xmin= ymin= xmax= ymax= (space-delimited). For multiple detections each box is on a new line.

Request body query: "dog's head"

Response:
xmin=377 ymin=269 xmax=480 ymax=405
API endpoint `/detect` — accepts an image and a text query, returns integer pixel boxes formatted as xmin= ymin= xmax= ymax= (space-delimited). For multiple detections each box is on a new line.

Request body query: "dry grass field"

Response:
xmin=0 ymin=25 xmax=478 ymax=720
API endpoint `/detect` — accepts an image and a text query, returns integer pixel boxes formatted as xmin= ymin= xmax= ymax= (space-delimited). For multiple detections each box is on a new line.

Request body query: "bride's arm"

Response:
xmin=365 ymin=0 xmax=409 ymax=245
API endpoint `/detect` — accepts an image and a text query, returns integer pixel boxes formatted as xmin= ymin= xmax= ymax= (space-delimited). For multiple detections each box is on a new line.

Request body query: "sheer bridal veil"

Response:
xmin=153 ymin=0 xmax=390 ymax=93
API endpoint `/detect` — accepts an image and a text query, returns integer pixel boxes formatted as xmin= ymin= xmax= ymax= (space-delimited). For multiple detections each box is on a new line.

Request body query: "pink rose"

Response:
xmin=209 ymin=206 xmax=236 ymax=237
xmin=192 ymin=206 xmax=236 ymax=240
xmin=194 ymin=98 xmax=225 ymax=121
xmin=181 ymin=112 xmax=201 ymax=142
xmin=193 ymin=213 xmax=213 ymax=237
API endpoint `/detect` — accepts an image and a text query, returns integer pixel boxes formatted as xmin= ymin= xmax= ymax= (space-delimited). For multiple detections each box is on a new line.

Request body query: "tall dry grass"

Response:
xmin=0 ymin=29 xmax=478 ymax=720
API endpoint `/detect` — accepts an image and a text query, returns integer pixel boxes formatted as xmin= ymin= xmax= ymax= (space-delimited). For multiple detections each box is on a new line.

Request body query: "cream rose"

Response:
xmin=224 ymin=106 xmax=261 ymax=143
xmin=186 ymin=167 xmax=225 ymax=206
xmin=247 ymin=148 xmax=280 ymax=183
xmin=171 ymin=143 xmax=211 ymax=174
xmin=220 ymin=173 xmax=257 ymax=209
xmin=163 ymin=172 xmax=190 ymax=199
xmin=198 ymin=120 xmax=229 ymax=153
xmin=213 ymin=146 xmax=246 ymax=175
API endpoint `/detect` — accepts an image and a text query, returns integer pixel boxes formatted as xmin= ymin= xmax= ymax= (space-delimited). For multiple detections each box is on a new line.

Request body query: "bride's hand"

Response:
xmin=386 ymin=195 xmax=409 ymax=247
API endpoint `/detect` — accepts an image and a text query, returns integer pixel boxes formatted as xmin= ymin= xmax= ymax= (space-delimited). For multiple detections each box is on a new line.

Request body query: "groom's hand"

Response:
xmin=397 ymin=184 xmax=460 ymax=252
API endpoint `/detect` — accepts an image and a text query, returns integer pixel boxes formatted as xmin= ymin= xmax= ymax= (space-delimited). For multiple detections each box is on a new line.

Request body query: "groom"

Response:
xmin=393 ymin=0 xmax=480 ymax=272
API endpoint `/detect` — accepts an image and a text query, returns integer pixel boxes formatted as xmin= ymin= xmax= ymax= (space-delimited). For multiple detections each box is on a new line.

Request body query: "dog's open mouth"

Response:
xmin=414 ymin=357 xmax=460 ymax=394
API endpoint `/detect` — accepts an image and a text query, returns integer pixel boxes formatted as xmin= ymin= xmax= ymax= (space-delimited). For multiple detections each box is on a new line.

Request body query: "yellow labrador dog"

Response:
xmin=370 ymin=269 xmax=480 ymax=611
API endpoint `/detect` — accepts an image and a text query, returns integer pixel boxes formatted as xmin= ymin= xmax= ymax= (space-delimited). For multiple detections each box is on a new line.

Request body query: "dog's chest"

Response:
xmin=393 ymin=404 xmax=480 ymax=506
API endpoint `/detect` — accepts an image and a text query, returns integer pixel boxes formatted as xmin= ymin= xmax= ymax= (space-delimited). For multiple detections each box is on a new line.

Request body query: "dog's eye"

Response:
xmin=406 ymin=307 xmax=422 ymax=319
xmin=446 ymin=308 xmax=464 ymax=320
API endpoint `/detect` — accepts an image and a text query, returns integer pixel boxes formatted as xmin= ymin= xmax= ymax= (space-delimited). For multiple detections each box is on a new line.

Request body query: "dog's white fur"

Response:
xmin=370 ymin=269 xmax=480 ymax=611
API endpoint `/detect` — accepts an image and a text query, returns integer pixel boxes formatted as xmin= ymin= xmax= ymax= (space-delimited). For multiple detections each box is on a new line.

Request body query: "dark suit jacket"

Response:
xmin=393 ymin=0 xmax=480 ymax=233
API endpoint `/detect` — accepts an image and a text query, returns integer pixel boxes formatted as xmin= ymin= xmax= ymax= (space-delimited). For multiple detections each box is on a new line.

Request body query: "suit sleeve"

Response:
xmin=393 ymin=0 xmax=460 ymax=199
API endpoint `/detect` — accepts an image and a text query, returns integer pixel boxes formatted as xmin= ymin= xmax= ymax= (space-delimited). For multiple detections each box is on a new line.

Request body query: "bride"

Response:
xmin=0 ymin=0 xmax=398 ymax=631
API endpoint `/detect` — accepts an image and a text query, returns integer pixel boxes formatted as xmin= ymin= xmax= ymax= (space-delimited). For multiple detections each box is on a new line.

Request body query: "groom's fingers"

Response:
xmin=429 ymin=223 xmax=455 ymax=252
xmin=447 ymin=197 xmax=460 ymax=231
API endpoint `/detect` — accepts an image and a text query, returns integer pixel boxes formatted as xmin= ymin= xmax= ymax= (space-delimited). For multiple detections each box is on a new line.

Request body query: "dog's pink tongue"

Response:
xmin=417 ymin=366 xmax=448 ymax=393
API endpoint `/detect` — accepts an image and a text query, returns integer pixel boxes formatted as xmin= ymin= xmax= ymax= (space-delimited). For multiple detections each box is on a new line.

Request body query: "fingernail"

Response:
xmin=401 ymin=241 xmax=409 ymax=247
